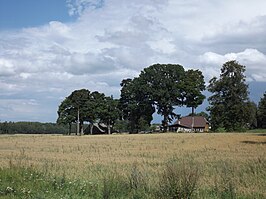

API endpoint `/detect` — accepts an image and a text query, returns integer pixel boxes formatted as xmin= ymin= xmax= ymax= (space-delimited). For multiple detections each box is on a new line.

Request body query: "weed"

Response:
xmin=157 ymin=158 xmax=200 ymax=199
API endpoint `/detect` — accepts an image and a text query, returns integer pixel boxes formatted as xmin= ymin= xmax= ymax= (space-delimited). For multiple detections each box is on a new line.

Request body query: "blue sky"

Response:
xmin=0 ymin=0 xmax=73 ymax=30
xmin=0 ymin=0 xmax=266 ymax=123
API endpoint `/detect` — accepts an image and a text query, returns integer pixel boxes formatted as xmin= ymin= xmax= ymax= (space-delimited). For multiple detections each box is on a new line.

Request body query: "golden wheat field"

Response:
xmin=0 ymin=133 xmax=265 ymax=173
xmin=1 ymin=132 xmax=266 ymax=197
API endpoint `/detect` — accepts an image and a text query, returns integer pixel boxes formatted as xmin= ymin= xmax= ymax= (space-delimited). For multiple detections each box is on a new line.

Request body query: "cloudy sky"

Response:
xmin=0 ymin=0 xmax=266 ymax=122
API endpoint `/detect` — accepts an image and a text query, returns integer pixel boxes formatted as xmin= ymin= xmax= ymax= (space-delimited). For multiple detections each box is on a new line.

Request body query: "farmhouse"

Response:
xmin=169 ymin=116 xmax=209 ymax=132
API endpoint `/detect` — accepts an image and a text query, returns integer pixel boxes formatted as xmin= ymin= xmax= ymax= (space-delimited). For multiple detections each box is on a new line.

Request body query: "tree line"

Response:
xmin=57 ymin=61 xmax=266 ymax=135
xmin=0 ymin=122 xmax=68 ymax=134
xmin=57 ymin=64 xmax=205 ymax=135
xmin=1 ymin=61 xmax=265 ymax=135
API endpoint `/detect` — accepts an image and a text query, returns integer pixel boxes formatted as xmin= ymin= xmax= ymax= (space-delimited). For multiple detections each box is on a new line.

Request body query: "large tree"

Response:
xmin=98 ymin=96 xmax=120 ymax=134
xmin=57 ymin=97 xmax=76 ymax=135
xmin=138 ymin=64 xmax=185 ymax=131
xmin=57 ymin=89 xmax=91 ymax=135
xmin=207 ymin=60 xmax=250 ymax=131
xmin=119 ymin=78 xmax=154 ymax=133
xmin=257 ymin=92 xmax=266 ymax=128
xmin=85 ymin=91 xmax=105 ymax=134
xmin=120 ymin=64 xmax=205 ymax=132
xmin=182 ymin=69 xmax=205 ymax=115
xmin=245 ymin=101 xmax=257 ymax=129
xmin=57 ymin=89 xmax=121 ymax=135
xmin=68 ymin=89 xmax=91 ymax=135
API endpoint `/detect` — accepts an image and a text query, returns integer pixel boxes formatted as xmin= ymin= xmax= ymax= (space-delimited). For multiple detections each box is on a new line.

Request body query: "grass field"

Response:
xmin=0 ymin=133 xmax=266 ymax=198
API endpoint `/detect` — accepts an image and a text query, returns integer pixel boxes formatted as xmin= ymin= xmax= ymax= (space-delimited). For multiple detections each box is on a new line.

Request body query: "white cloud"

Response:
xmin=0 ymin=58 xmax=16 ymax=76
xmin=199 ymin=49 xmax=266 ymax=81
xmin=1 ymin=0 xmax=266 ymax=121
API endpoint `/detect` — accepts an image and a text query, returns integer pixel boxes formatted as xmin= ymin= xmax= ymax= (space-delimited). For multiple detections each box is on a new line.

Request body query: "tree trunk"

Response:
xmin=76 ymin=107 xmax=80 ymax=136
xmin=107 ymin=124 xmax=111 ymax=134
xmin=80 ymin=121 xmax=84 ymax=136
xmin=191 ymin=107 xmax=195 ymax=116
xmin=68 ymin=123 xmax=71 ymax=135
xmin=191 ymin=107 xmax=195 ymax=132
xmin=90 ymin=123 xmax=94 ymax=135
xmin=107 ymin=119 xmax=111 ymax=134
xmin=162 ymin=114 xmax=168 ymax=132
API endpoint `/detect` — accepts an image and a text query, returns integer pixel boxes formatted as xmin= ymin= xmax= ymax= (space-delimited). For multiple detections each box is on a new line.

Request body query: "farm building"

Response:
xmin=169 ymin=116 xmax=209 ymax=132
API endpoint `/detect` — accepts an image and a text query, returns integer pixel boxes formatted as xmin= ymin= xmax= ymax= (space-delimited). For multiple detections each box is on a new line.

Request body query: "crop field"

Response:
xmin=0 ymin=132 xmax=266 ymax=198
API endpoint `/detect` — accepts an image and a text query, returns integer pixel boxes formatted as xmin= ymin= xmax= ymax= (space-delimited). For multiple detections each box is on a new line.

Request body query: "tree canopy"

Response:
xmin=57 ymin=64 xmax=206 ymax=134
xmin=207 ymin=60 xmax=252 ymax=131
xmin=120 ymin=64 xmax=206 ymax=132
xmin=57 ymin=89 xmax=120 ymax=135
xmin=257 ymin=92 xmax=266 ymax=128
xmin=119 ymin=78 xmax=155 ymax=133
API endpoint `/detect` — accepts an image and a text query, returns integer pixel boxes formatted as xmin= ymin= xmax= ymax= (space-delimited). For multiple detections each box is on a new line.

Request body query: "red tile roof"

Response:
xmin=174 ymin=116 xmax=208 ymax=128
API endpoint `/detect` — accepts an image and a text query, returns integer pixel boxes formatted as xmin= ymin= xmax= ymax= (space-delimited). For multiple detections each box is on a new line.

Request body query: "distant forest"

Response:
xmin=0 ymin=122 xmax=68 ymax=134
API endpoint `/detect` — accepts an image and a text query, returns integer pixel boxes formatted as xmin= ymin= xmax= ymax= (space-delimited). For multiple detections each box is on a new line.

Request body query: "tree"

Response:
xmin=113 ymin=119 xmax=129 ymax=133
xmin=182 ymin=70 xmax=205 ymax=116
xmin=257 ymin=92 xmax=266 ymax=128
xmin=207 ymin=60 xmax=250 ymax=131
xmin=98 ymin=96 xmax=120 ymax=134
xmin=57 ymin=97 xmax=76 ymax=135
xmin=119 ymin=78 xmax=154 ymax=133
xmin=85 ymin=91 xmax=105 ymax=135
xmin=245 ymin=101 xmax=257 ymax=129
xmin=138 ymin=64 xmax=185 ymax=131
xmin=68 ymin=89 xmax=91 ymax=135
xmin=119 ymin=64 xmax=206 ymax=132
xmin=188 ymin=111 xmax=209 ymax=120
xmin=182 ymin=69 xmax=205 ymax=131
xmin=57 ymin=89 xmax=91 ymax=135
xmin=57 ymin=89 xmax=121 ymax=135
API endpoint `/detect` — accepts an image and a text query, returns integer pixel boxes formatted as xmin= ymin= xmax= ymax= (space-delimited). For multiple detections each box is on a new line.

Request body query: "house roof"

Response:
xmin=172 ymin=116 xmax=209 ymax=129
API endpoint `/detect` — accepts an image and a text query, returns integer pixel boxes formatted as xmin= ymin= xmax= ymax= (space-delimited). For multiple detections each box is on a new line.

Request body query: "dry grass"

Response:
xmin=0 ymin=132 xmax=266 ymax=197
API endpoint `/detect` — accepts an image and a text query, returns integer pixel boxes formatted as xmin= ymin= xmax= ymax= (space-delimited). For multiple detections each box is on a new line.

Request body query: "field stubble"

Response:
xmin=0 ymin=133 xmax=265 ymax=198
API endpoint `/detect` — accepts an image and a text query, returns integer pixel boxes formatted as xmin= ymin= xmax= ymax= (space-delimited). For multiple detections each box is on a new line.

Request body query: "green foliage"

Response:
xmin=1 ymin=156 xmax=265 ymax=198
xmin=57 ymin=89 xmax=120 ymax=135
xmin=157 ymin=159 xmax=199 ymax=199
xmin=208 ymin=60 xmax=250 ymax=132
xmin=120 ymin=64 xmax=205 ymax=132
xmin=56 ymin=64 xmax=205 ymax=134
xmin=101 ymin=173 xmax=129 ymax=199
xmin=98 ymin=96 xmax=120 ymax=134
xmin=0 ymin=121 xmax=68 ymax=134
xmin=183 ymin=69 xmax=206 ymax=115
xmin=113 ymin=119 xmax=130 ymax=133
xmin=188 ymin=111 xmax=209 ymax=120
xmin=138 ymin=64 xmax=185 ymax=131
xmin=57 ymin=97 xmax=76 ymax=134
xmin=216 ymin=127 xmax=226 ymax=133
xmin=119 ymin=78 xmax=154 ymax=133
xmin=57 ymin=89 xmax=91 ymax=135
xmin=245 ymin=101 xmax=257 ymax=129
xmin=0 ymin=166 xmax=99 ymax=198
xmin=257 ymin=92 xmax=266 ymax=128
xmin=214 ymin=163 xmax=237 ymax=199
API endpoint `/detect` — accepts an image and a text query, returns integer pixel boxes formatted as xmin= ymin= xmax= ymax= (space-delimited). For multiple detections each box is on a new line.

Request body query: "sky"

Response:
xmin=0 ymin=0 xmax=266 ymax=123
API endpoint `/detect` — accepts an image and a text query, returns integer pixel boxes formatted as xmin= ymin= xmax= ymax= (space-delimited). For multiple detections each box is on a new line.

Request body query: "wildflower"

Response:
xmin=6 ymin=186 xmax=14 ymax=193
